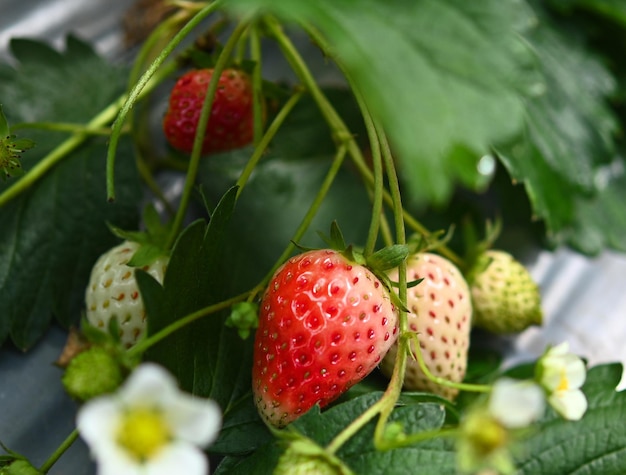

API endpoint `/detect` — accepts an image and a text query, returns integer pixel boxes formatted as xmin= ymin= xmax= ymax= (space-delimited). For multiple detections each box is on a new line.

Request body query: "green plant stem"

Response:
xmin=136 ymin=156 xmax=176 ymax=216
xmin=356 ymin=93 xmax=384 ymax=258
xmin=301 ymin=23 xmax=464 ymax=268
xmin=412 ymin=332 xmax=491 ymax=393
xmin=165 ymin=19 xmax=250 ymax=250
xmin=372 ymin=123 xmax=409 ymax=446
xmin=249 ymin=22 xmax=265 ymax=146
xmin=235 ymin=89 xmax=304 ymax=196
xmin=127 ymin=290 xmax=250 ymax=358
xmin=0 ymin=95 xmax=125 ymax=208
xmin=11 ymin=122 xmax=115 ymax=135
xmin=377 ymin=427 xmax=460 ymax=452
xmin=249 ymin=143 xmax=349 ymax=300
xmin=38 ymin=429 xmax=79 ymax=473
xmin=106 ymin=0 xmax=224 ymax=202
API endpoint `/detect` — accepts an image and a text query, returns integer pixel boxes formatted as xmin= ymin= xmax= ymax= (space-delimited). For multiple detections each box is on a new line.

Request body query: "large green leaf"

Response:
xmin=0 ymin=37 xmax=140 ymax=350
xmin=215 ymin=393 xmax=453 ymax=474
xmin=562 ymin=157 xmax=626 ymax=254
xmin=227 ymin=0 xmax=539 ymax=205
xmin=137 ymin=188 xmax=272 ymax=454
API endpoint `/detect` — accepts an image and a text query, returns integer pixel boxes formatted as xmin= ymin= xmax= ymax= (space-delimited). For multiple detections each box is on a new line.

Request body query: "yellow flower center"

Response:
xmin=116 ymin=407 xmax=172 ymax=461
xmin=557 ymin=370 xmax=569 ymax=392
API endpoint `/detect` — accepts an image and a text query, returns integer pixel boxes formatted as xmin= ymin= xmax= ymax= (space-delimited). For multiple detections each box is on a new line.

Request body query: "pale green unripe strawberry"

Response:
xmin=62 ymin=347 xmax=123 ymax=401
xmin=274 ymin=439 xmax=354 ymax=475
xmin=380 ymin=253 xmax=472 ymax=400
xmin=85 ymin=240 xmax=169 ymax=348
xmin=467 ymin=250 xmax=542 ymax=334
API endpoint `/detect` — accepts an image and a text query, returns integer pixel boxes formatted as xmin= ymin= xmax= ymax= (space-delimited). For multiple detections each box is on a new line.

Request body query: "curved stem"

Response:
xmin=377 ymin=427 xmax=460 ymax=452
xmin=355 ymin=93 xmax=384 ymax=258
xmin=412 ymin=333 xmax=491 ymax=393
xmin=38 ymin=429 xmax=79 ymax=473
xmin=127 ymin=291 xmax=251 ymax=358
xmin=106 ymin=0 xmax=224 ymax=201
xmin=165 ymin=19 xmax=250 ymax=250
xmin=301 ymin=23 xmax=464 ymax=268
xmin=235 ymin=89 xmax=304 ymax=197
xmin=11 ymin=122 xmax=115 ymax=135
xmin=249 ymin=143 xmax=348 ymax=300
xmin=249 ymin=22 xmax=265 ymax=146
xmin=372 ymin=123 xmax=408 ymax=445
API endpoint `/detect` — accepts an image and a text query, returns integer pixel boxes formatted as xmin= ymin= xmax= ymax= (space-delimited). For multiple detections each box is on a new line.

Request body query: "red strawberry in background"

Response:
xmin=380 ymin=252 xmax=472 ymax=400
xmin=253 ymin=249 xmax=398 ymax=428
xmin=162 ymin=67 xmax=256 ymax=155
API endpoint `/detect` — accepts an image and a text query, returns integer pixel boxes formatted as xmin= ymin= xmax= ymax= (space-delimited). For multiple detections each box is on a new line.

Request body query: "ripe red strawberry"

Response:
xmin=380 ymin=253 xmax=472 ymax=400
xmin=467 ymin=250 xmax=542 ymax=334
xmin=253 ymin=249 xmax=398 ymax=428
xmin=85 ymin=240 xmax=169 ymax=348
xmin=162 ymin=67 xmax=255 ymax=154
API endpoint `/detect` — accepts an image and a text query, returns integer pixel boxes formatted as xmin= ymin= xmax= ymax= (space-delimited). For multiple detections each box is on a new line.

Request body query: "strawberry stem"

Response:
xmin=235 ymin=88 xmax=304 ymax=197
xmin=106 ymin=0 xmax=224 ymax=202
xmin=411 ymin=333 xmax=492 ymax=394
xmin=165 ymin=19 xmax=251 ymax=250
xmin=38 ymin=429 xmax=79 ymax=473
xmin=300 ymin=24 xmax=465 ymax=269
xmin=126 ymin=290 xmax=251 ymax=358
xmin=247 ymin=143 xmax=349 ymax=302
xmin=356 ymin=92 xmax=384 ymax=258
xmin=11 ymin=121 xmax=116 ymax=135
xmin=249 ymin=22 xmax=265 ymax=147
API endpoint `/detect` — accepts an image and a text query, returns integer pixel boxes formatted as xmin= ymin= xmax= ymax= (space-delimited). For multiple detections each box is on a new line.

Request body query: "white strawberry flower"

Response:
xmin=536 ymin=342 xmax=588 ymax=421
xmin=77 ymin=363 xmax=222 ymax=475
xmin=457 ymin=377 xmax=545 ymax=474
xmin=488 ymin=378 xmax=545 ymax=429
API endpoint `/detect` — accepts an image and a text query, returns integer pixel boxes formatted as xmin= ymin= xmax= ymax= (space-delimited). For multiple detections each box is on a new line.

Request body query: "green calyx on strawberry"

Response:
xmin=274 ymin=436 xmax=355 ymax=475
xmin=466 ymin=250 xmax=542 ymax=334
xmin=0 ymin=104 xmax=34 ymax=180
xmin=162 ymin=67 xmax=257 ymax=155
xmin=380 ymin=252 xmax=472 ymax=400
xmin=252 ymin=244 xmax=400 ymax=427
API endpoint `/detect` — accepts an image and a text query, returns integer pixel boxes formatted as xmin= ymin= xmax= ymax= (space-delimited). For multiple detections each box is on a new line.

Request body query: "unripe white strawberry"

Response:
xmin=467 ymin=250 xmax=542 ymax=334
xmin=380 ymin=253 xmax=472 ymax=400
xmin=85 ymin=240 xmax=168 ymax=348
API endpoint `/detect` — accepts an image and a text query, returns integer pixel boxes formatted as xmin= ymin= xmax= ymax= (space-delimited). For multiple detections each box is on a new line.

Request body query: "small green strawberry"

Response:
xmin=274 ymin=438 xmax=354 ymax=475
xmin=61 ymin=347 xmax=123 ymax=401
xmin=380 ymin=252 xmax=472 ymax=400
xmin=85 ymin=240 xmax=169 ymax=348
xmin=466 ymin=250 xmax=542 ymax=334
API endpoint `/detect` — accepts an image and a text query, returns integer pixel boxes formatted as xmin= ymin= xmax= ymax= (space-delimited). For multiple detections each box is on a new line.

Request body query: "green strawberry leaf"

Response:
xmin=215 ymin=392 xmax=454 ymax=474
xmin=560 ymin=157 xmax=626 ymax=254
xmin=137 ymin=187 xmax=271 ymax=454
xmin=0 ymin=37 xmax=140 ymax=350
xmin=228 ymin=0 xmax=541 ymax=205
xmin=495 ymin=4 xmax=619 ymax=246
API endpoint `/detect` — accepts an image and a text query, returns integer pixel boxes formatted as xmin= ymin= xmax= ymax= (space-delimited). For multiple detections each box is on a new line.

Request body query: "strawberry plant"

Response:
xmin=2 ymin=1 xmax=626 ymax=474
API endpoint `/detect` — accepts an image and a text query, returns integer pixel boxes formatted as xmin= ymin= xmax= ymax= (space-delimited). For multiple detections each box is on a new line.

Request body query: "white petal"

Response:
xmin=146 ymin=442 xmax=209 ymax=475
xmin=96 ymin=453 xmax=143 ymax=475
xmin=489 ymin=379 xmax=545 ymax=429
xmin=77 ymin=398 xmax=121 ymax=451
xmin=166 ymin=396 xmax=222 ymax=447
xmin=546 ymin=342 xmax=569 ymax=357
xmin=563 ymin=356 xmax=586 ymax=389
xmin=548 ymin=389 xmax=588 ymax=421
xmin=119 ymin=363 xmax=179 ymax=407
